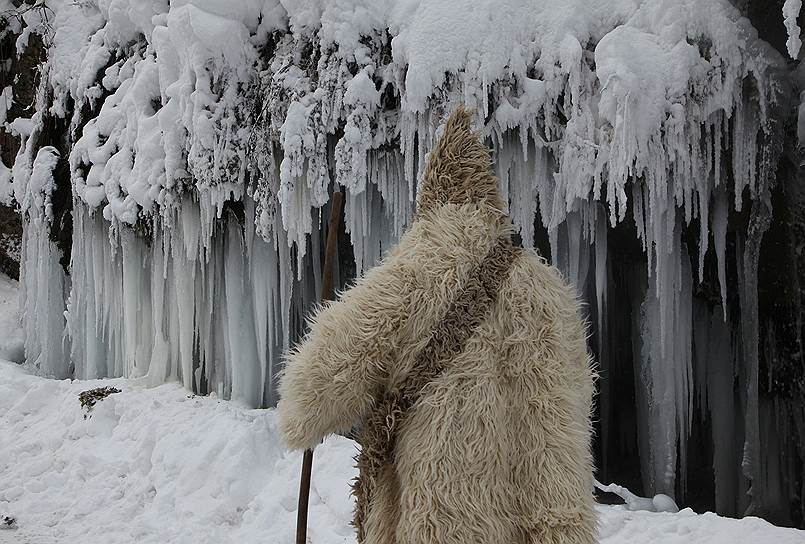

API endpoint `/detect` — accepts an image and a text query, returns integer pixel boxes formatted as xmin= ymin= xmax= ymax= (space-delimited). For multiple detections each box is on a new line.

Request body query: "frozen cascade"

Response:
xmin=19 ymin=147 xmax=70 ymax=379
xmin=66 ymin=198 xmax=308 ymax=406
xmin=7 ymin=0 xmax=803 ymax=526
xmin=638 ymin=224 xmax=693 ymax=497
xmin=344 ymin=176 xmax=401 ymax=275
xmin=8 ymin=101 xmax=70 ymax=379
xmin=224 ymin=214 xmax=261 ymax=407
xmin=370 ymin=149 xmax=414 ymax=245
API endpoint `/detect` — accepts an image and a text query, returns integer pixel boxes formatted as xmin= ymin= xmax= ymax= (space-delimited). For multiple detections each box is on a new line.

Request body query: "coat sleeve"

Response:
xmin=277 ymin=259 xmax=412 ymax=450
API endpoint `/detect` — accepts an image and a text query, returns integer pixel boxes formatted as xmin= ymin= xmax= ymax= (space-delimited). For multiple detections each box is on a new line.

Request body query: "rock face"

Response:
xmin=0 ymin=203 xmax=21 ymax=279
xmin=0 ymin=2 xmax=48 ymax=280
xmin=4 ymin=0 xmax=804 ymax=528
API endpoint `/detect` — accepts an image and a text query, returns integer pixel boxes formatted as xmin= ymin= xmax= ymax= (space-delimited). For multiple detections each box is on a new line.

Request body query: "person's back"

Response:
xmin=278 ymin=107 xmax=596 ymax=543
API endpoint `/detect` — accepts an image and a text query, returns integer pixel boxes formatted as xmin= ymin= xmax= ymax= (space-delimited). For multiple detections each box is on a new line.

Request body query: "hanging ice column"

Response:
xmin=16 ymin=143 xmax=70 ymax=379
xmin=65 ymin=195 xmax=316 ymax=408
xmin=8 ymin=93 xmax=70 ymax=378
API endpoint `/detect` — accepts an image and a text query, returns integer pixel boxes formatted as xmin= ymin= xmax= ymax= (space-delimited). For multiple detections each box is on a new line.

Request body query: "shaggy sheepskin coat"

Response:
xmin=278 ymin=108 xmax=597 ymax=544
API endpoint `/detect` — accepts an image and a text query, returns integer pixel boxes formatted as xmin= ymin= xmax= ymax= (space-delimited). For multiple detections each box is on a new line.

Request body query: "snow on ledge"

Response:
xmin=0 ymin=360 xmax=803 ymax=544
xmin=26 ymin=0 xmax=782 ymax=251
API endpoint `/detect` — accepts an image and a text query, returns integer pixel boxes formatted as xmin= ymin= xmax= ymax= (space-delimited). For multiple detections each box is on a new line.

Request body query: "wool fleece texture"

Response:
xmin=278 ymin=107 xmax=597 ymax=544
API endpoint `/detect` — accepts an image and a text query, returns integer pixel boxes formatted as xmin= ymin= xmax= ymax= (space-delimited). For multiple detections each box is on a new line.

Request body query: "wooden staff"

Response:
xmin=296 ymin=190 xmax=344 ymax=544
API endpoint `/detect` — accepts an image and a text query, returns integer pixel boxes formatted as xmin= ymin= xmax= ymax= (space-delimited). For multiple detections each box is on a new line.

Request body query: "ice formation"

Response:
xmin=4 ymin=0 xmax=801 ymax=527
xmin=595 ymin=479 xmax=680 ymax=513
xmin=784 ymin=0 xmax=802 ymax=59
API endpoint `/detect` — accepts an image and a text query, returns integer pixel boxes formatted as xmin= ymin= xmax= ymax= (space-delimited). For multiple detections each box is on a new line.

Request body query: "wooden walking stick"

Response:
xmin=296 ymin=189 xmax=344 ymax=544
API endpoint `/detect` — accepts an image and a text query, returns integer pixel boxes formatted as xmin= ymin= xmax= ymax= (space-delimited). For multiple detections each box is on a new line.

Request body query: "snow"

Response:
xmin=595 ymin=480 xmax=679 ymax=513
xmin=0 ymin=161 xmax=12 ymax=205
xmin=0 ymin=360 xmax=356 ymax=544
xmin=0 ymin=275 xmax=23 ymax=363
xmin=0 ymin=85 xmax=11 ymax=127
xmin=32 ymin=0 xmax=780 ymax=248
xmin=27 ymin=147 xmax=60 ymax=222
xmin=1 ymin=356 xmax=804 ymax=544
xmin=784 ymin=0 xmax=802 ymax=59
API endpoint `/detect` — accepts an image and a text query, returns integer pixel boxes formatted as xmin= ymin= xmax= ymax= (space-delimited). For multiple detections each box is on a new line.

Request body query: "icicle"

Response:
xmin=147 ymin=224 xmax=170 ymax=386
xmin=121 ymin=228 xmax=152 ymax=378
xmin=740 ymin=190 xmax=773 ymax=517
xmin=634 ymin=207 xmax=694 ymax=500
xmin=18 ymin=146 xmax=70 ymax=379
xmin=496 ymin=137 xmax=512 ymax=216
xmin=345 ymin=190 xmax=366 ymax=275
xmin=21 ymin=218 xmax=70 ymax=378
xmin=567 ymin=212 xmax=589 ymax=293
xmin=224 ymin=215 xmax=261 ymax=407
xmin=697 ymin=172 xmax=711 ymax=284
xmin=371 ymin=149 xmax=412 ymax=242
xmin=594 ymin=213 xmax=608 ymax=360
xmin=246 ymin=200 xmax=271 ymax=406
xmin=784 ymin=0 xmax=803 ymax=59
xmin=277 ymin=217 xmax=294 ymax=353
xmin=498 ymin=129 xmax=538 ymax=247
xmin=712 ymin=187 xmax=729 ymax=320
xmin=637 ymin=281 xmax=679 ymax=498
xmin=173 ymin=225 xmax=195 ymax=390
xmin=593 ymin=209 xmax=609 ymax=471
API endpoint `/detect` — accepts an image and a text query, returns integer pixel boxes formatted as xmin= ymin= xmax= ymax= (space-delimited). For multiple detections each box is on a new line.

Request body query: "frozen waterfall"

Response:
xmin=4 ymin=0 xmax=803 ymax=529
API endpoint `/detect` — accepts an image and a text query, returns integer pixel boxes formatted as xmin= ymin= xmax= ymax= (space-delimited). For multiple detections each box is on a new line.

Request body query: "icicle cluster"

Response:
xmin=9 ymin=0 xmax=796 ymax=524
xmin=11 ymin=101 xmax=70 ymax=379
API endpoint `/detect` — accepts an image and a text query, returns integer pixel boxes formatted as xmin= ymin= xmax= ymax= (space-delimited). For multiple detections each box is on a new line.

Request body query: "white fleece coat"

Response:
xmin=278 ymin=108 xmax=596 ymax=544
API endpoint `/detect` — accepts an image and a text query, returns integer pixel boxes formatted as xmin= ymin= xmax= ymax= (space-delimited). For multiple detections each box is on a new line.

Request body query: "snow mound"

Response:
xmin=1 ymin=361 xmax=804 ymax=544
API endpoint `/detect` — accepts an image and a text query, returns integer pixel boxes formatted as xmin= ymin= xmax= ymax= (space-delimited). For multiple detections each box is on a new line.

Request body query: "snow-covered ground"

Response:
xmin=2 ymin=361 xmax=804 ymax=544
xmin=0 ymin=274 xmax=803 ymax=544
xmin=0 ymin=361 xmax=357 ymax=544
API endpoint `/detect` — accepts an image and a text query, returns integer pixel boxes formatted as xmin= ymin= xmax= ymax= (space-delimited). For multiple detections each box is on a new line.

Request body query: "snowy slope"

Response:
xmin=1 ymin=359 xmax=804 ymax=544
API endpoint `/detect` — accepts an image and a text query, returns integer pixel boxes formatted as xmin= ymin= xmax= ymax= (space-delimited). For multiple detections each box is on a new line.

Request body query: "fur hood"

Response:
xmin=416 ymin=106 xmax=507 ymax=217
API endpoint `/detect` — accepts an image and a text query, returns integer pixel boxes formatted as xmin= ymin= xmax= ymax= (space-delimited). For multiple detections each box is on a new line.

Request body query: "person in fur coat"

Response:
xmin=278 ymin=107 xmax=597 ymax=544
